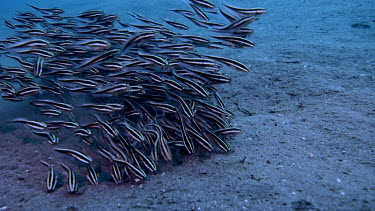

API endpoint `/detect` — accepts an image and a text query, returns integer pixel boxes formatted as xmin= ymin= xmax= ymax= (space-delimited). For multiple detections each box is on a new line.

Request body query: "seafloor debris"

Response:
xmin=0 ymin=0 xmax=265 ymax=193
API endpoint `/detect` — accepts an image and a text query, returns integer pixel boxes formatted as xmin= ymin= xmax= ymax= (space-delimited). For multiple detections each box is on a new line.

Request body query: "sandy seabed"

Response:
xmin=0 ymin=0 xmax=374 ymax=210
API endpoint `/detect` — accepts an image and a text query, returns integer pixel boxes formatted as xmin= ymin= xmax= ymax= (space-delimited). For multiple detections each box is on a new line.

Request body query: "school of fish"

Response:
xmin=0 ymin=0 xmax=265 ymax=193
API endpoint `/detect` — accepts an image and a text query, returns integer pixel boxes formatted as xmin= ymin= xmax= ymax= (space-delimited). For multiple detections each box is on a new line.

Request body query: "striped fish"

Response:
xmin=30 ymin=99 xmax=74 ymax=111
xmin=223 ymin=3 xmax=266 ymax=15
xmin=164 ymin=20 xmax=189 ymax=30
xmin=219 ymin=7 xmax=237 ymax=22
xmin=3 ymin=19 xmax=15 ymax=29
xmin=189 ymin=0 xmax=215 ymax=9
xmin=58 ymin=78 xmax=98 ymax=88
xmin=92 ymin=83 xmax=130 ymax=95
xmin=112 ymin=157 xmax=146 ymax=179
xmin=204 ymin=55 xmax=250 ymax=72
xmin=74 ymin=128 xmax=92 ymax=137
xmin=32 ymin=130 xmax=58 ymax=144
xmin=111 ymin=163 xmax=122 ymax=184
xmin=6 ymin=55 xmax=34 ymax=70
xmin=173 ymin=71 xmax=208 ymax=97
xmin=61 ymin=163 xmax=78 ymax=193
xmin=215 ymin=16 xmax=256 ymax=31
xmin=132 ymin=147 xmax=157 ymax=172
xmin=86 ymin=164 xmax=99 ymax=185
xmin=189 ymin=4 xmax=209 ymax=21
xmin=34 ymin=57 xmax=44 ymax=77
xmin=15 ymin=48 xmax=54 ymax=58
xmin=178 ymin=112 xmax=195 ymax=154
xmin=187 ymin=127 xmax=213 ymax=151
xmin=96 ymin=142 xmax=116 ymax=161
xmin=6 ymin=39 xmax=49 ymax=49
xmin=213 ymin=127 xmax=242 ymax=137
xmin=41 ymin=161 xmax=57 ymax=192
xmin=76 ymin=49 xmax=119 ymax=69
xmin=93 ymin=116 xmax=118 ymax=138
xmin=41 ymin=109 xmax=62 ymax=117
xmin=212 ymin=35 xmax=255 ymax=48
xmin=10 ymin=118 xmax=47 ymax=130
xmin=16 ymin=86 xmax=41 ymax=97
xmin=168 ymin=91 xmax=195 ymax=118
xmin=55 ymin=148 xmax=92 ymax=164
xmin=46 ymin=121 xmax=79 ymax=129
xmin=205 ymin=129 xmax=230 ymax=152
xmin=119 ymin=122 xmax=145 ymax=143
xmin=27 ymin=4 xmax=64 ymax=15
xmin=119 ymin=31 xmax=158 ymax=54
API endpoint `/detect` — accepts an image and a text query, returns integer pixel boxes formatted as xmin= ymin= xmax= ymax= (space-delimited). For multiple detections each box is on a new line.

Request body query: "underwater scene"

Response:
xmin=0 ymin=0 xmax=374 ymax=210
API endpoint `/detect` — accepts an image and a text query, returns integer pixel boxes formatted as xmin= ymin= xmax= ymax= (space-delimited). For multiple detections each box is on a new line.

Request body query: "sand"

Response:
xmin=0 ymin=0 xmax=374 ymax=210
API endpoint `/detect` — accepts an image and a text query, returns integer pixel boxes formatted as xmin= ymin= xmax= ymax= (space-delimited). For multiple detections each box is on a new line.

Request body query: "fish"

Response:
xmin=170 ymin=9 xmax=195 ymax=16
xmin=61 ymin=163 xmax=78 ymax=193
xmin=204 ymin=55 xmax=250 ymax=72
xmin=168 ymin=91 xmax=195 ymax=118
xmin=223 ymin=3 xmax=266 ymax=16
xmin=74 ymin=128 xmax=92 ymax=137
xmin=214 ymin=16 xmax=256 ymax=31
xmin=40 ymin=161 xmax=57 ymax=192
xmin=111 ymin=163 xmax=122 ymax=184
xmin=218 ymin=7 xmax=237 ymax=22
xmin=27 ymin=4 xmax=64 ymax=15
xmin=120 ymin=122 xmax=145 ymax=143
xmin=112 ymin=157 xmax=146 ymax=179
xmin=145 ymin=101 xmax=176 ymax=113
xmin=86 ymin=164 xmax=99 ymax=185
xmin=164 ymin=20 xmax=189 ymax=30
xmin=93 ymin=116 xmax=118 ymax=138
xmin=119 ymin=31 xmax=158 ymax=54
xmin=205 ymin=129 xmax=230 ymax=152
xmin=96 ymin=142 xmax=116 ymax=161
xmin=76 ymin=49 xmax=119 ymax=69
xmin=6 ymin=39 xmax=49 ymax=49
xmin=92 ymin=83 xmax=130 ymax=95
xmin=4 ymin=67 xmax=28 ymax=75
xmin=6 ymin=55 xmax=34 ymax=70
xmin=16 ymin=86 xmax=41 ymax=97
xmin=178 ymin=56 xmax=216 ymax=67
xmin=173 ymin=71 xmax=209 ymax=97
xmin=213 ymin=127 xmax=242 ymax=136
xmin=30 ymin=99 xmax=74 ymax=111
xmin=149 ymin=124 xmax=173 ymax=161
xmin=58 ymin=78 xmax=98 ymax=88
xmin=46 ymin=120 xmax=79 ymax=129
xmin=212 ymin=35 xmax=255 ymax=48
xmin=3 ymin=19 xmax=15 ymax=29
xmin=177 ymin=35 xmax=210 ymax=44
xmin=32 ymin=130 xmax=58 ymax=144
xmin=132 ymin=147 xmax=157 ymax=172
xmin=40 ymin=109 xmax=62 ymax=117
xmin=10 ymin=118 xmax=47 ymax=130
xmin=178 ymin=112 xmax=195 ymax=154
xmin=189 ymin=0 xmax=216 ymax=9
xmin=55 ymin=148 xmax=92 ymax=164
xmin=137 ymin=52 xmax=169 ymax=67
xmin=34 ymin=57 xmax=44 ymax=77
xmin=189 ymin=4 xmax=209 ymax=21
xmin=187 ymin=127 xmax=213 ymax=151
